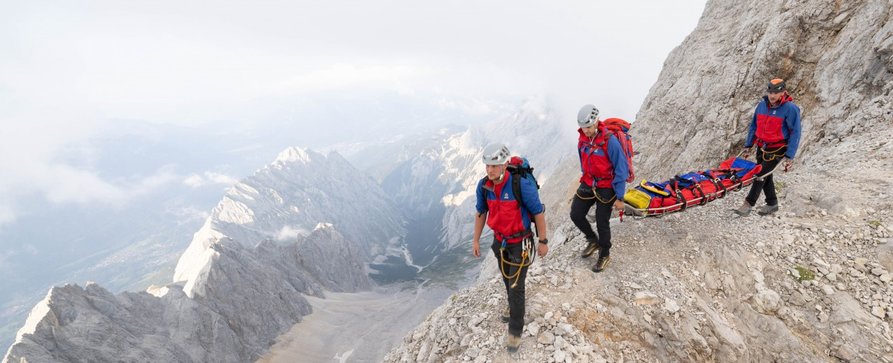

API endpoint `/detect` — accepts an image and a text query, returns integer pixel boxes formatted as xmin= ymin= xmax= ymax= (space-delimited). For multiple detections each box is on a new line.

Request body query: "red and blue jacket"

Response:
xmin=577 ymin=126 xmax=629 ymax=198
xmin=745 ymin=93 xmax=802 ymax=159
xmin=475 ymin=171 xmax=545 ymax=243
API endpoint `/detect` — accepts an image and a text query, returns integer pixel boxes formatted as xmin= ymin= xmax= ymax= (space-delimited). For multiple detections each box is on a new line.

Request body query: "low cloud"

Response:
xmin=41 ymin=165 xmax=179 ymax=206
xmin=183 ymin=172 xmax=239 ymax=189
xmin=0 ymin=204 xmax=15 ymax=226
xmin=40 ymin=164 xmax=129 ymax=205
xmin=0 ymin=250 xmax=13 ymax=267
xmin=0 ymin=162 xmax=181 ymax=227
xmin=22 ymin=244 xmax=39 ymax=255
xmin=276 ymin=225 xmax=308 ymax=242
xmin=281 ymin=63 xmax=429 ymax=94
xmin=166 ymin=205 xmax=211 ymax=226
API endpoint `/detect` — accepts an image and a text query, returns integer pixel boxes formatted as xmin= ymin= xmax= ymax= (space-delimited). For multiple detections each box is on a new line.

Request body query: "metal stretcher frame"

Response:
xmin=622 ymin=158 xmax=783 ymax=217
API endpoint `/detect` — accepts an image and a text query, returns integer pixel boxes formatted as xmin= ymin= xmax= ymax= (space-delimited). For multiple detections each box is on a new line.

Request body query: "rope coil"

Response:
xmin=498 ymin=237 xmax=535 ymax=288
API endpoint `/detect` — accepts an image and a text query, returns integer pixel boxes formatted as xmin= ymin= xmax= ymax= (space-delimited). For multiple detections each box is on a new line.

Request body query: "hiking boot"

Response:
xmin=581 ymin=242 xmax=599 ymax=258
xmin=592 ymin=255 xmax=611 ymax=273
xmin=733 ymin=201 xmax=752 ymax=216
xmin=505 ymin=333 xmax=521 ymax=352
xmin=757 ymin=204 xmax=779 ymax=215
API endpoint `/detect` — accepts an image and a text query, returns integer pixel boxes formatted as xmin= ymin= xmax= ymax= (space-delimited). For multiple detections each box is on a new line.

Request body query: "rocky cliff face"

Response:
xmin=174 ymin=147 xmax=403 ymax=298
xmin=386 ymin=180 xmax=893 ymax=361
xmin=1 ymin=229 xmax=346 ymax=363
xmin=385 ymin=0 xmax=893 ymax=362
xmin=634 ymin=0 xmax=893 ymax=180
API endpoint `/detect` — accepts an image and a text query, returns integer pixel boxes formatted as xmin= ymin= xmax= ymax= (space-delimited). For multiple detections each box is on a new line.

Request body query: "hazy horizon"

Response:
xmin=0 ymin=0 xmax=706 ymax=229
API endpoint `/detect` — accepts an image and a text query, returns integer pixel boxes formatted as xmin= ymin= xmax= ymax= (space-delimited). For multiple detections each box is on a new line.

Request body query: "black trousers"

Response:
xmin=745 ymin=147 xmax=787 ymax=207
xmin=491 ymin=238 xmax=529 ymax=336
xmin=569 ymin=183 xmax=614 ymax=257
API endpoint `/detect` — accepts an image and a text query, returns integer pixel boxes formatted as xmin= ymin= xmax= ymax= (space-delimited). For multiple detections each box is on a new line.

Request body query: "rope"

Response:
xmin=593 ymin=190 xmax=617 ymax=204
xmin=575 ymin=189 xmax=596 ymax=200
xmin=753 ymin=160 xmax=784 ymax=182
xmin=760 ymin=146 xmax=786 ymax=162
xmin=498 ymin=237 xmax=535 ymax=288
xmin=576 ymin=187 xmax=616 ymax=204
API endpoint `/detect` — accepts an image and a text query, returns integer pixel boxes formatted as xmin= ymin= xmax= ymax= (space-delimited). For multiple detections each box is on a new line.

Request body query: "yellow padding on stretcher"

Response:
xmin=639 ymin=180 xmax=670 ymax=197
xmin=623 ymin=189 xmax=652 ymax=210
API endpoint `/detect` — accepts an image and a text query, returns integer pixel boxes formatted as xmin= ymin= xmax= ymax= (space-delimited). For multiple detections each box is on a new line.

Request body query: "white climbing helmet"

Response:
xmin=577 ymin=104 xmax=599 ymax=128
xmin=481 ymin=143 xmax=511 ymax=165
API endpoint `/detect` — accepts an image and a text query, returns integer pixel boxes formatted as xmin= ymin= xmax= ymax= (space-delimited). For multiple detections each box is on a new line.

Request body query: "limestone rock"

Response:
xmin=634 ymin=292 xmax=661 ymax=306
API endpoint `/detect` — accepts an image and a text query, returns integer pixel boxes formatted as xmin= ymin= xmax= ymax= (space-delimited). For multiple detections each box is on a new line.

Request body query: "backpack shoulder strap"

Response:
xmin=478 ymin=176 xmax=490 ymax=211
xmin=510 ymin=172 xmax=537 ymax=237
xmin=511 ymin=173 xmax=524 ymax=212
xmin=599 ymin=131 xmax=615 ymax=153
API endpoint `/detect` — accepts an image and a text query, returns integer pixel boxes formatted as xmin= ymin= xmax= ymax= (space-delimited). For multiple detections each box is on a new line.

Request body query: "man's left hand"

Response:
xmin=537 ymin=242 xmax=548 ymax=257
xmin=783 ymin=157 xmax=793 ymax=172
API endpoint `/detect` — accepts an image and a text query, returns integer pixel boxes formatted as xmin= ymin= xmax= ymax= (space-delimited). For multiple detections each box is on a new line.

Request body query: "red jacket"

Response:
xmin=577 ymin=125 xmax=615 ymax=189
xmin=475 ymin=171 xmax=545 ymax=243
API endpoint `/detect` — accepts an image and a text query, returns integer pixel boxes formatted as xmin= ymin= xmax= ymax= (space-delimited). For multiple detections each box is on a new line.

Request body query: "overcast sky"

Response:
xmin=0 ymin=0 xmax=707 ymax=227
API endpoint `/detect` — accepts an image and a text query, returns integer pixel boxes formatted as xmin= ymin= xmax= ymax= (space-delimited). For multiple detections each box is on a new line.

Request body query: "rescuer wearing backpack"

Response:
xmin=570 ymin=104 xmax=630 ymax=273
xmin=734 ymin=78 xmax=802 ymax=216
xmin=472 ymin=143 xmax=549 ymax=352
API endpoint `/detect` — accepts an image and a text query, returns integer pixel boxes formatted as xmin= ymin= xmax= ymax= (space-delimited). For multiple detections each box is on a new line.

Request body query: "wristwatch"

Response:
xmin=538 ymin=238 xmax=548 ymax=245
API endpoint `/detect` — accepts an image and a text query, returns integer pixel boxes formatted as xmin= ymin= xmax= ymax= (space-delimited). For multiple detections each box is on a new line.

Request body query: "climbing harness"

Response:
xmin=498 ymin=236 xmax=536 ymax=288
xmin=759 ymin=146 xmax=786 ymax=162
xmin=593 ymin=189 xmax=617 ymax=205
xmin=575 ymin=185 xmax=617 ymax=205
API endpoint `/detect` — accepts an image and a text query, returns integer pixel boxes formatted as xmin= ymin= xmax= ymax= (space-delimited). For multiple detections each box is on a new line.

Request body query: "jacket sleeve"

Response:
xmin=475 ymin=178 xmax=488 ymax=214
xmin=744 ymin=106 xmax=758 ymax=148
xmin=784 ymin=105 xmax=802 ymax=159
xmin=520 ymin=178 xmax=545 ymax=216
xmin=577 ymin=140 xmax=584 ymax=174
xmin=606 ymin=135 xmax=629 ymax=198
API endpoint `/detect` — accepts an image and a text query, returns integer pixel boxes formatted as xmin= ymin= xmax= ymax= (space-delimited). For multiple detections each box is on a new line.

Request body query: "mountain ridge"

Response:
xmin=3 ymin=147 xmax=400 ymax=362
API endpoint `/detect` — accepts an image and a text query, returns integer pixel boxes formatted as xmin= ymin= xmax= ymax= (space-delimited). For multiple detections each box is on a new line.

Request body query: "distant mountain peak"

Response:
xmin=14 ymin=289 xmax=52 ymax=344
xmin=274 ymin=146 xmax=314 ymax=164
xmin=314 ymin=222 xmax=334 ymax=231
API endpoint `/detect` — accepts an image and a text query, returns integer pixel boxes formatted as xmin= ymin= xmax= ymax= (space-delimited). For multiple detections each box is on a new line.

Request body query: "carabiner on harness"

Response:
xmin=498 ymin=237 xmax=535 ymax=289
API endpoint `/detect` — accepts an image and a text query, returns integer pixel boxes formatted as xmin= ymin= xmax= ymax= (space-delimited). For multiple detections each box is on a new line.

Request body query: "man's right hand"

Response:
xmin=741 ymin=146 xmax=753 ymax=159
xmin=472 ymin=240 xmax=480 ymax=257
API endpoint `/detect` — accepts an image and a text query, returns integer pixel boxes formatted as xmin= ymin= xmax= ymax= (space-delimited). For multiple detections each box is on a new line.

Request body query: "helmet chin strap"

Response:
xmin=490 ymin=169 xmax=505 ymax=183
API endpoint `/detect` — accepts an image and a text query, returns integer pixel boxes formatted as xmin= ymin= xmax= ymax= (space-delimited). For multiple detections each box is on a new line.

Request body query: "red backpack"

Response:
xmin=602 ymin=118 xmax=635 ymax=183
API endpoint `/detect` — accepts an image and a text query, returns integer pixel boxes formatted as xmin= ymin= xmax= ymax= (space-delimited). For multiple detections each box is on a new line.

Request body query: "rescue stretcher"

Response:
xmin=622 ymin=156 xmax=782 ymax=217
